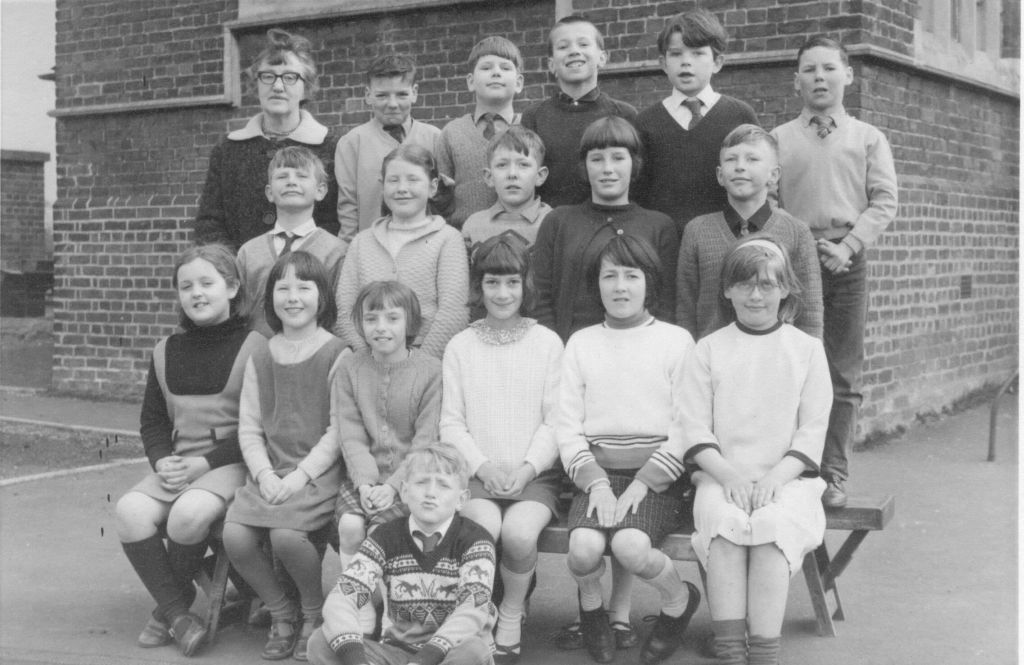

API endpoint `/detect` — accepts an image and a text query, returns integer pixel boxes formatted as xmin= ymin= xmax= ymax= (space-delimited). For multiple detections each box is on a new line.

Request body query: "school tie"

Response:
xmin=480 ymin=113 xmax=497 ymax=141
xmin=277 ymin=231 xmax=297 ymax=257
xmin=810 ymin=115 xmax=836 ymax=139
xmin=682 ymin=98 xmax=703 ymax=130
xmin=413 ymin=530 xmax=441 ymax=553
xmin=384 ymin=124 xmax=405 ymax=143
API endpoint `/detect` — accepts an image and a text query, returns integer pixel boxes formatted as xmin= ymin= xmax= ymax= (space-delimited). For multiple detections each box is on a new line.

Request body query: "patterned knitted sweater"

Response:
xmin=521 ymin=88 xmax=637 ymax=208
xmin=332 ymin=347 xmax=442 ymax=489
xmin=440 ymin=319 xmax=563 ymax=476
xmin=634 ymin=96 xmax=758 ymax=233
xmin=676 ymin=207 xmax=824 ymax=340
xmin=333 ymin=215 xmax=469 ymax=359
xmin=322 ymin=515 xmax=496 ymax=665
xmin=193 ymin=111 xmax=340 ymax=249
xmin=236 ymin=228 xmax=347 ymax=337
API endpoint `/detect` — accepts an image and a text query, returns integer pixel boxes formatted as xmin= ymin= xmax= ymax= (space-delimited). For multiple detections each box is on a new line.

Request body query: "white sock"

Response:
xmin=645 ymin=555 xmax=688 ymax=618
xmin=495 ymin=565 xmax=533 ymax=647
xmin=571 ymin=558 xmax=606 ymax=612
xmin=608 ymin=561 xmax=634 ymax=625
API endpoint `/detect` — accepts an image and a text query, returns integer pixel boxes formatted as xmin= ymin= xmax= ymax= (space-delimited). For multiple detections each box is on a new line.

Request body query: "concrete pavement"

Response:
xmin=0 ymin=392 xmax=1018 ymax=664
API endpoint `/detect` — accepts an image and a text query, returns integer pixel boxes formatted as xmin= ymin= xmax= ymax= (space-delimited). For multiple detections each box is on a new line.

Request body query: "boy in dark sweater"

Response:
xmin=308 ymin=443 xmax=496 ymax=665
xmin=521 ymin=15 xmax=637 ymax=208
xmin=634 ymin=9 xmax=759 ymax=234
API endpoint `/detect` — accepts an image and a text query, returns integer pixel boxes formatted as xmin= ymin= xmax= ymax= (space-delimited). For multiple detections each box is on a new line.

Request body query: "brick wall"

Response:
xmin=52 ymin=0 xmax=1019 ymax=438
xmin=1 ymin=150 xmax=50 ymax=270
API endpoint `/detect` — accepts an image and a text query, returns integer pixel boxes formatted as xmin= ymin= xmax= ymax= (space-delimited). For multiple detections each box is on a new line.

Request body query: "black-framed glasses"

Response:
xmin=256 ymin=71 xmax=304 ymax=86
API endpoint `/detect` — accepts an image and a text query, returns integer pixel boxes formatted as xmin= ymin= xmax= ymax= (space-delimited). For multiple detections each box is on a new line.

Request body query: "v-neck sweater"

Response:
xmin=634 ymin=95 xmax=758 ymax=233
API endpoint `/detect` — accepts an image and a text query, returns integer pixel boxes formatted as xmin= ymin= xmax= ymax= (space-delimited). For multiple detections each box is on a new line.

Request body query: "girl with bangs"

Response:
xmin=440 ymin=235 xmax=564 ymax=663
xmin=679 ymin=235 xmax=831 ymax=665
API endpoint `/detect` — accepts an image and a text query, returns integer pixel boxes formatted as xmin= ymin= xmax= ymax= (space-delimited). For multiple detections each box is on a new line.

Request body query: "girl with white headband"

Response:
xmin=676 ymin=234 xmax=832 ymax=665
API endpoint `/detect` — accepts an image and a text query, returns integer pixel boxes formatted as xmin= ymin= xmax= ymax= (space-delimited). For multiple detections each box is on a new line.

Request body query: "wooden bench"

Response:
xmin=536 ymin=494 xmax=895 ymax=637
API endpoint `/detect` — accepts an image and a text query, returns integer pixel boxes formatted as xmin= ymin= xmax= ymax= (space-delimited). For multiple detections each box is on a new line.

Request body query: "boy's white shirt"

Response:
xmin=662 ymin=85 xmax=721 ymax=129
xmin=269 ymin=218 xmax=316 ymax=254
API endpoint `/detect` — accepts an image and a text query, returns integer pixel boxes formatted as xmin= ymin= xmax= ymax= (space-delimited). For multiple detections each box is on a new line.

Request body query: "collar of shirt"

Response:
xmin=408 ymin=515 xmax=455 ymax=548
xmin=227 ymin=109 xmax=329 ymax=144
xmin=270 ymin=219 xmax=316 ymax=251
xmin=663 ymin=85 xmax=720 ymax=128
xmin=723 ymin=201 xmax=772 ymax=237
xmin=556 ymin=86 xmax=601 ymax=105
xmin=487 ymin=196 xmax=546 ymax=224
xmin=798 ymin=107 xmax=847 ymax=129
xmin=472 ymin=109 xmax=516 ymax=126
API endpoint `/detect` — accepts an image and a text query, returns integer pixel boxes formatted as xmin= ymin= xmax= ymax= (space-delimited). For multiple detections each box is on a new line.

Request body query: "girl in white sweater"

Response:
xmin=679 ymin=236 xmax=832 ymax=665
xmin=440 ymin=235 xmax=563 ymax=663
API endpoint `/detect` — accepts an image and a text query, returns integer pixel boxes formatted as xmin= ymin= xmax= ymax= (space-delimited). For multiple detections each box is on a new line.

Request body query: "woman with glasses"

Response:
xmin=194 ymin=28 xmax=341 ymax=249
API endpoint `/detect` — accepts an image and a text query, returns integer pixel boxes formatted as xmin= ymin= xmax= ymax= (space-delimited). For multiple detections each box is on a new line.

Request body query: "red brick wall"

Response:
xmin=52 ymin=0 xmax=1019 ymax=439
xmin=1 ymin=151 xmax=50 ymax=270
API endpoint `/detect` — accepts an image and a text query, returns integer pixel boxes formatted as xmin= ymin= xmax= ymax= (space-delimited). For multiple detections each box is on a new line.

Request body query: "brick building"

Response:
xmin=1 ymin=150 xmax=51 ymax=316
xmin=51 ymin=1 xmax=1018 ymax=437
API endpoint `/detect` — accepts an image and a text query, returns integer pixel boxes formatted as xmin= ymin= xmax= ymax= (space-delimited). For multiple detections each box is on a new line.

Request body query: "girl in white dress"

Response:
xmin=678 ymin=235 xmax=832 ymax=665
xmin=440 ymin=235 xmax=563 ymax=663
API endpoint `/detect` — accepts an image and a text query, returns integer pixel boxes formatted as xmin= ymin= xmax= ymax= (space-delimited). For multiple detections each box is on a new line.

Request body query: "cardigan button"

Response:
xmin=616 ymin=228 xmax=623 ymax=235
xmin=262 ymin=212 xmax=276 ymax=226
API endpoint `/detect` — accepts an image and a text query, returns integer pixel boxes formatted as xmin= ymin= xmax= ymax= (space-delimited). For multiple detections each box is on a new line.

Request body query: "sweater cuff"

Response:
xmin=635 ymin=451 xmax=683 ymax=494
xmin=328 ymin=634 xmax=365 ymax=665
xmin=840 ymin=234 xmax=864 ymax=255
xmin=682 ymin=443 xmax=720 ymax=474
xmin=784 ymin=450 xmax=820 ymax=477
xmin=412 ymin=643 xmax=447 ymax=665
xmin=573 ymin=461 xmax=609 ymax=493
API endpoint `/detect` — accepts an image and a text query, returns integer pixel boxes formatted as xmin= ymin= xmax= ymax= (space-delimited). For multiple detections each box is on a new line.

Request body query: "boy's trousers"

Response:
xmin=820 ymin=248 xmax=868 ymax=483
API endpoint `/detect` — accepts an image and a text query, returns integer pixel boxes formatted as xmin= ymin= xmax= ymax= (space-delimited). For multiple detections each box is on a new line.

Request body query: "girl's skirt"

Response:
xmin=468 ymin=467 xmax=563 ymax=518
xmin=129 ymin=462 xmax=247 ymax=504
xmin=226 ymin=466 xmax=341 ymax=532
xmin=568 ymin=470 xmax=687 ymax=547
xmin=691 ymin=473 xmax=826 ymax=575
xmin=334 ymin=479 xmax=409 ymax=528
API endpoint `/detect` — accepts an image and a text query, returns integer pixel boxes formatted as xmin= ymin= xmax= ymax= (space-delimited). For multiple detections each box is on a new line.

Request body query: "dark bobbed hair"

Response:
xmin=578 ymin=116 xmax=644 ymax=181
xmin=366 ymin=53 xmax=418 ymax=85
xmin=248 ymin=28 xmax=318 ymax=99
xmin=548 ymin=15 xmax=605 ymax=55
xmin=796 ymin=35 xmax=849 ymax=67
xmin=351 ymin=280 xmax=423 ymax=347
xmin=468 ymin=36 xmax=524 ymax=71
xmin=468 ymin=234 xmax=535 ymax=314
xmin=267 ymin=145 xmax=329 ymax=186
xmin=719 ymin=233 xmax=803 ymax=325
xmin=173 ymin=243 xmax=247 ymax=330
xmin=263 ymin=251 xmax=338 ymax=333
xmin=657 ymin=9 xmax=728 ymax=56
xmin=486 ymin=125 xmax=546 ymax=167
xmin=587 ymin=235 xmax=663 ymax=312
xmin=398 ymin=442 xmax=470 ymax=489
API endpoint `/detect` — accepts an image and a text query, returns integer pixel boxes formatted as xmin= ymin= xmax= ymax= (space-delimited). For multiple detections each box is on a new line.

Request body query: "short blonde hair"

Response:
xmin=399 ymin=443 xmax=470 ymax=489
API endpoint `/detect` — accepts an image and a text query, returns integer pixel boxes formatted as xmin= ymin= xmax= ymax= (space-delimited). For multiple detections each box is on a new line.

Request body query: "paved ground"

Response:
xmin=0 ymin=391 xmax=1018 ymax=665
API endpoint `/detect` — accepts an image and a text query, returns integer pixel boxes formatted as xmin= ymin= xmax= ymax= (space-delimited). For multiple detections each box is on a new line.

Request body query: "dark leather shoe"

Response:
xmin=610 ymin=621 xmax=638 ymax=649
xmin=261 ymin=620 xmax=297 ymax=661
xmin=639 ymin=582 xmax=701 ymax=664
xmin=822 ymin=479 xmax=847 ymax=509
xmin=137 ymin=615 xmax=171 ymax=648
xmin=579 ymin=606 xmax=615 ymax=663
xmin=169 ymin=612 xmax=207 ymax=657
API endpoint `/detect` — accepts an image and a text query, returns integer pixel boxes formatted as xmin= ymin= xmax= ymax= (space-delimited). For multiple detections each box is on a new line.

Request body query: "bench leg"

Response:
xmin=802 ymin=546 xmax=836 ymax=637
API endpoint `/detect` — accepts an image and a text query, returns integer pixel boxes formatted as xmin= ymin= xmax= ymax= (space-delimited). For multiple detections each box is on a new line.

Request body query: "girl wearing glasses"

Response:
xmin=678 ymin=235 xmax=832 ymax=665
xmin=194 ymin=28 xmax=341 ymax=249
